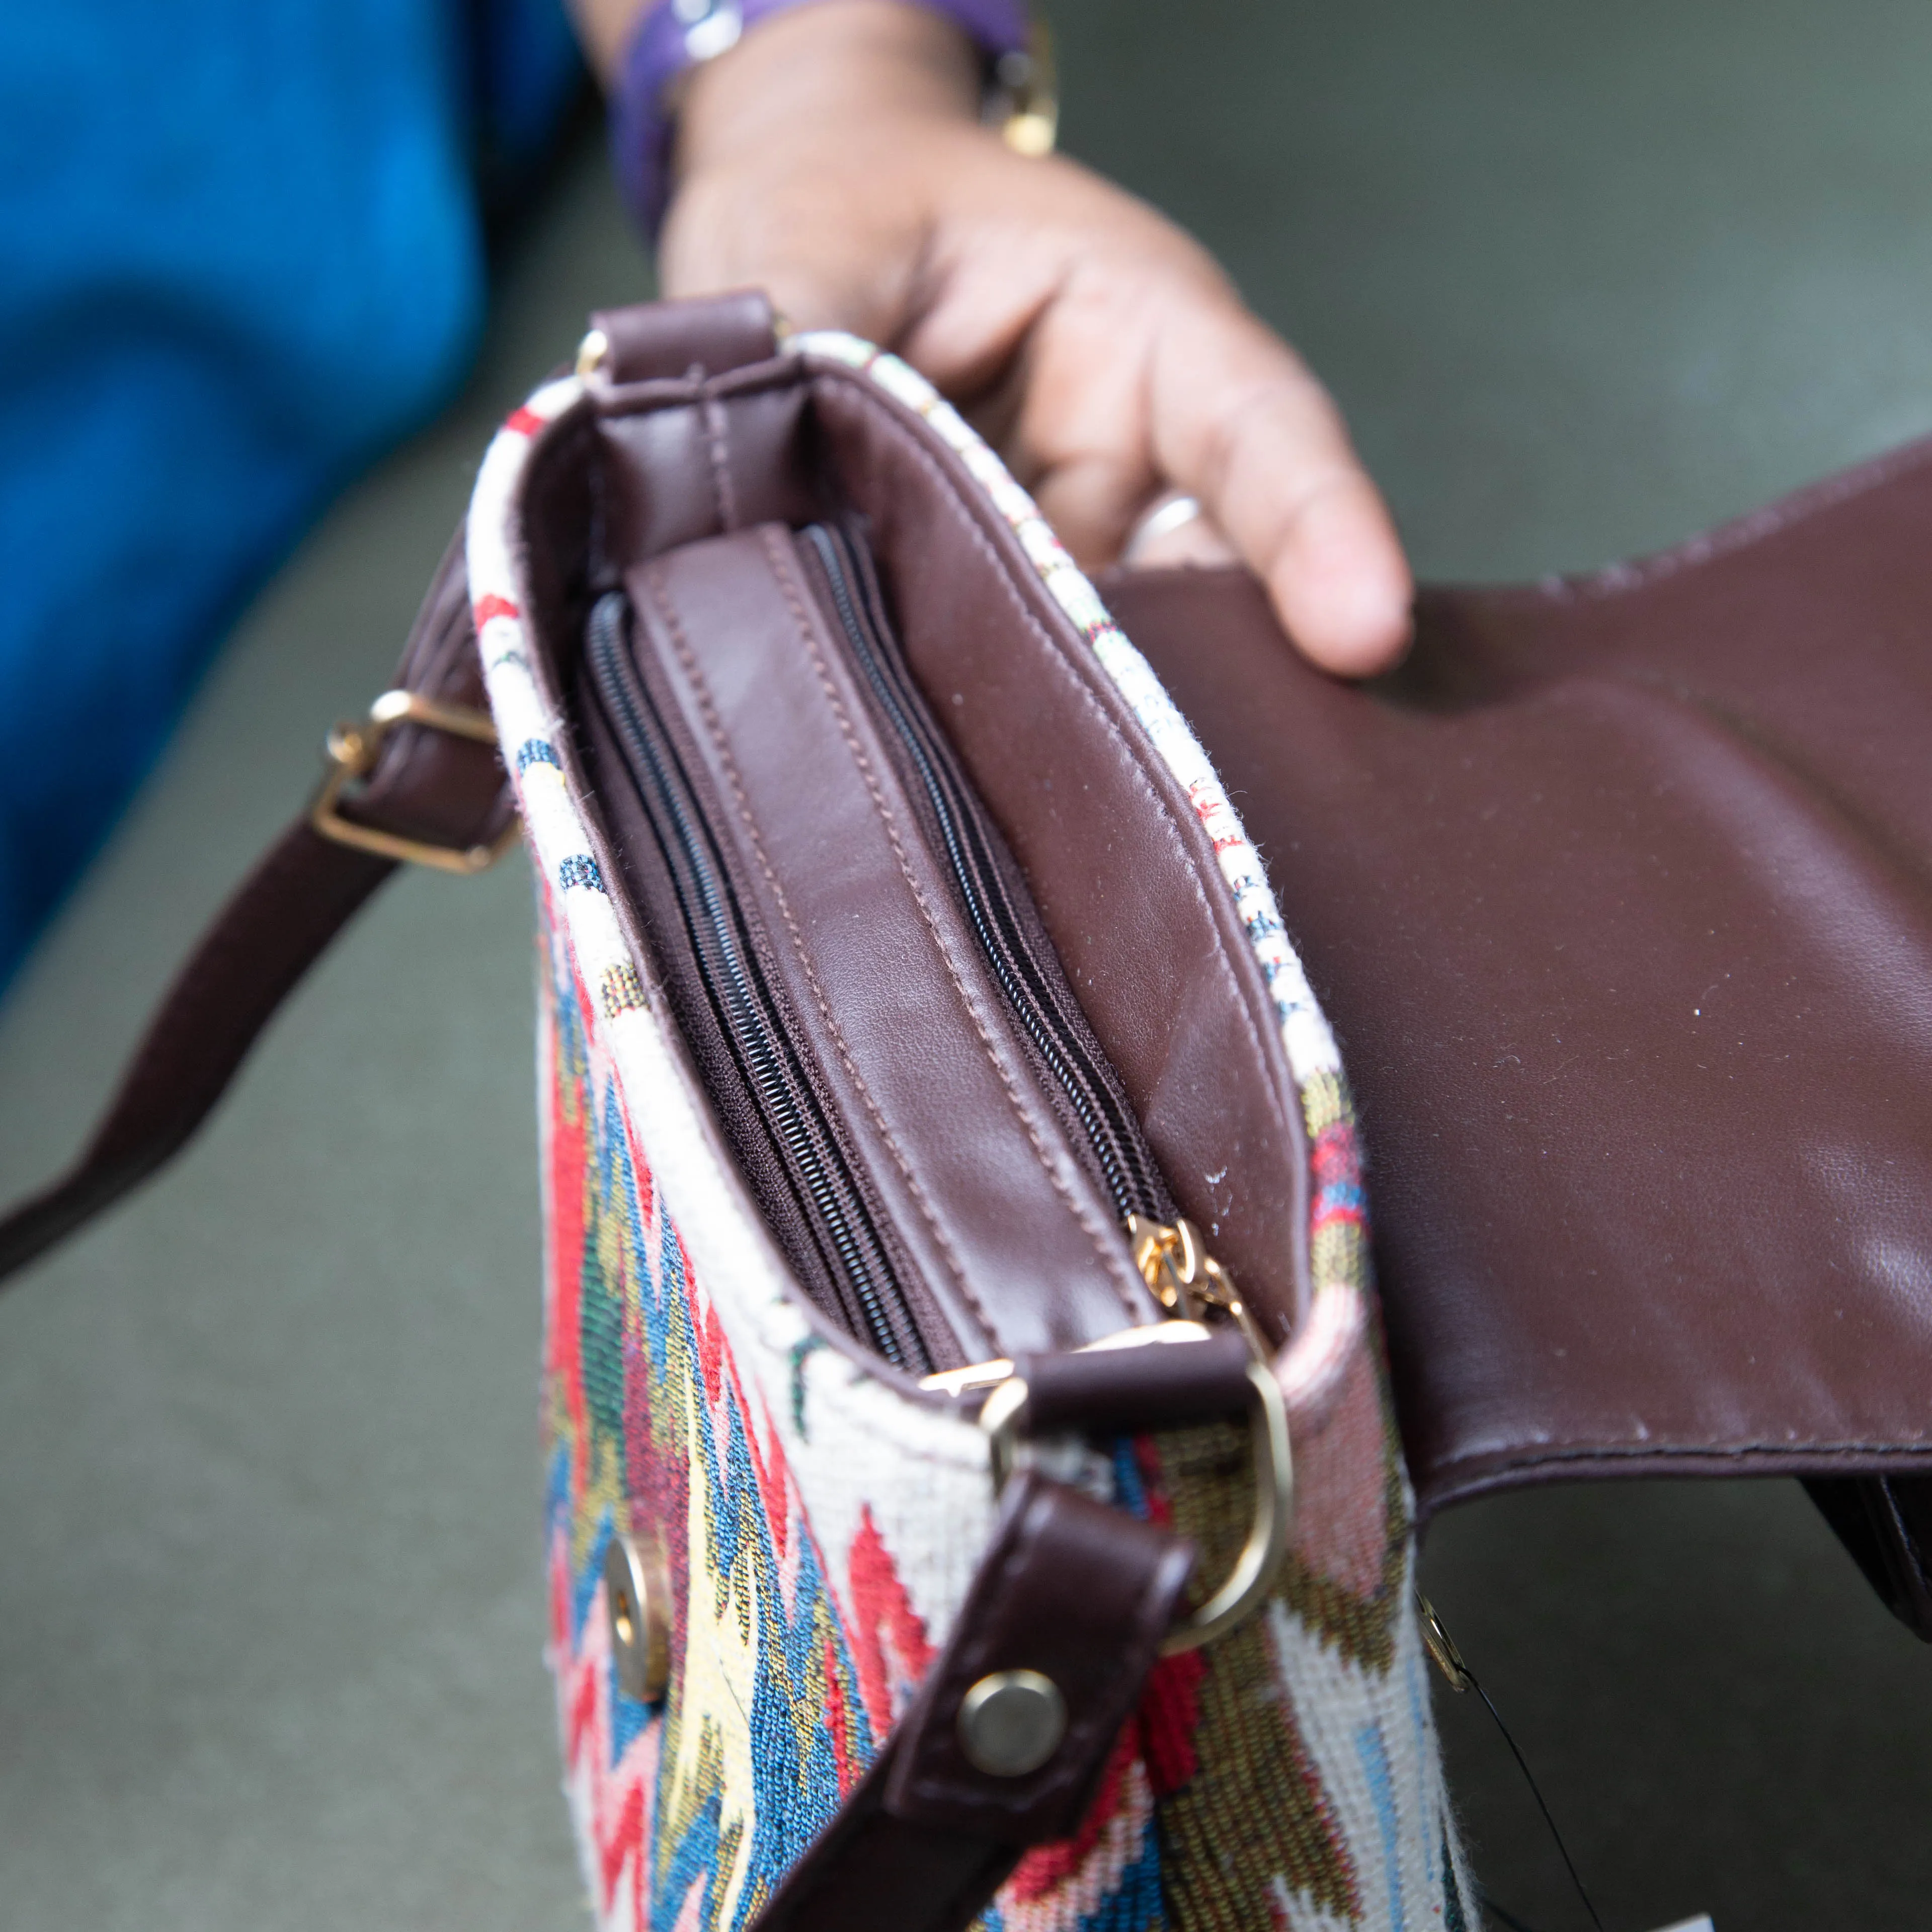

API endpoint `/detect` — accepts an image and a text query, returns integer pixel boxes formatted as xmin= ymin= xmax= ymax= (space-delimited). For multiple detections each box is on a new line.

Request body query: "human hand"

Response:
xmin=620 ymin=1 xmax=1413 ymax=675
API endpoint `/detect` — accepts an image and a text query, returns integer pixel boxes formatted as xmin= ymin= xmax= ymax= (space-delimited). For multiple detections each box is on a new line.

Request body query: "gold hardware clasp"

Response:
xmin=310 ymin=689 xmax=516 ymax=874
xmin=994 ymin=21 xmax=1058 ymax=157
xmin=978 ymin=1336 xmax=1293 ymax=1655
xmin=575 ymin=327 xmax=611 ymax=379
xmin=1127 ymin=1215 xmax=1271 ymax=1361
xmin=1417 ymin=1593 xmax=1475 ymax=1693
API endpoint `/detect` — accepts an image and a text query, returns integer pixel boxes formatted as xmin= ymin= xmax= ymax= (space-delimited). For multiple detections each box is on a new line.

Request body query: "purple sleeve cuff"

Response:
xmin=611 ymin=0 xmax=1030 ymax=241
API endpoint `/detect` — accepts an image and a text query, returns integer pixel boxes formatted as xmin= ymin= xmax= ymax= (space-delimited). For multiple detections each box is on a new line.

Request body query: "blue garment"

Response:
xmin=0 ymin=1 xmax=580 ymax=989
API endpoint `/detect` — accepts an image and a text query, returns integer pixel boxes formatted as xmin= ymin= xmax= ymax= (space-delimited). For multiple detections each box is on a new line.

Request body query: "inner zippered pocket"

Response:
xmin=583 ymin=580 xmax=925 ymax=1368
xmin=796 ymin=524 xmax=1176 ymax=1233
xmin=579 ymin=520 xmax=1186 ymax=1370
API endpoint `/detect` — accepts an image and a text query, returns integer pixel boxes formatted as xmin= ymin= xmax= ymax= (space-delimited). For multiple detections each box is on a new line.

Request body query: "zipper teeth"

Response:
xmin=805 ymin=525 xmax=1168 ymax=1225
xmin=586 ymin=594 xmax=919 ymax=1371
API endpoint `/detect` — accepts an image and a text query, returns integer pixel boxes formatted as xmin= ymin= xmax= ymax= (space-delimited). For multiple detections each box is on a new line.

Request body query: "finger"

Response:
xmin=957 ymin=280 xmax=1166 ymax=564
xmin=1148 ymin=293 xmax=1412 ymax=677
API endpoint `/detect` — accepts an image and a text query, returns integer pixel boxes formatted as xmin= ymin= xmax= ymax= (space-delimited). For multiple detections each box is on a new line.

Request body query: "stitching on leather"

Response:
xmin=760 ymin=526 xmax=1144 ymax=1317
xmin=640 ymin=558 xmax=1000 ymax=1349
xmin=1430 ymin=1436 xmax=1932 ymax=1480
xmin=701 ymin=391 xmax=740 ymax=531
xmin=823 ymin=381 xmax=1300 ymax=1183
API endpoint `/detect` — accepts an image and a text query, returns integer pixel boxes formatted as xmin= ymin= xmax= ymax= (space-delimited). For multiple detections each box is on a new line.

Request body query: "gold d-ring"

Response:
xmin=310 ymin=688 xmax=517 ymax=873
xmin=979 ymin=1354 xmax=1293 ymax=1655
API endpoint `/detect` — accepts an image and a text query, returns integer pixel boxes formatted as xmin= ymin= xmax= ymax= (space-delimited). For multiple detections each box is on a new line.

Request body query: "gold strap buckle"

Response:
xmin=979 ymin=1338 xmax=1294 ymax=1655
xmin=310 ymin=689 xmax=516 ymax=874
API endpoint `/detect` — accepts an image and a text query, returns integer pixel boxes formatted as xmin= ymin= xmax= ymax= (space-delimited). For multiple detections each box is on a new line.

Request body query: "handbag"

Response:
xmin=7 ymin=289 xmax=1926 ymax=1923
xmin=1 ymin=293 xmax=1472 ymax=1930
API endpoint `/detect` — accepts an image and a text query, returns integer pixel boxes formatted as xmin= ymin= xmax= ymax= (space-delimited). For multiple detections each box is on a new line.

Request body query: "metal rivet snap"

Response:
xmin=957 ymin=1669 xmax=1066 ymax=1777
xmin=604 ymin=1532 xmax=669 ymax=1704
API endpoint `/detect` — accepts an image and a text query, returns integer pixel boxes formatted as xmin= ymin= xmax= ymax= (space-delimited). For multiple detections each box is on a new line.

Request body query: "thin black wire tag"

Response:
xmin=1420 ymin=1596 xmax=1717 ymax=1932
xmin=1418 ymin=1593 xmax=1604 ymax=1932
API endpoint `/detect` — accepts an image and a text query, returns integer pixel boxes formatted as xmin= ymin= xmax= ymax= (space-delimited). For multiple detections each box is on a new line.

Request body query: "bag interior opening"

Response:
xmin=516 ymin=358 xmax=1316 ymax=1349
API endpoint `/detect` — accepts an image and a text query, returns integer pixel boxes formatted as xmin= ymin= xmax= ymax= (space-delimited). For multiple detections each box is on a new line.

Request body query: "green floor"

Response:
xmin=4 ymin=4 xmax=1929 ymax=1926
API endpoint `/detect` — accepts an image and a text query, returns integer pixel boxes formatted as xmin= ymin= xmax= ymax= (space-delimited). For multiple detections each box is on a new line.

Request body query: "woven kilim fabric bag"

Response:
xmin=12 ymin=287 xmax=1929 ymax=1920
xmin=493 ymin=301 xmax=1473 ymax=1928
xmin=0 ymin=293 xmax=1475 ymax=1930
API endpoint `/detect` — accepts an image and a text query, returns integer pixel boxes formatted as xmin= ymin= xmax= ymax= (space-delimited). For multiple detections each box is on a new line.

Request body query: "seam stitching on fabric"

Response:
xmin=700 ymin=391 xmax=740 ymax=531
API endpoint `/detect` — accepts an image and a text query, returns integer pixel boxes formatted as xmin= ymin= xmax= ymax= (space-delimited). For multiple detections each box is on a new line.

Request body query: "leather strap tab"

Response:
xmin=756 ymin=1471 xmax=1194 ymax=1931
xmin=1016 ymin=1327 xmax=1254 ymax=1435
xmin=590 ymin=289 xmax=780 ymax=384
xmin=884 ymin=1470 xmax=1195 ymax=1840
xmin=0 ymin=525 xmax=512 ymax=1286
xmin=339 ymin=526 xmax=515 ymax=853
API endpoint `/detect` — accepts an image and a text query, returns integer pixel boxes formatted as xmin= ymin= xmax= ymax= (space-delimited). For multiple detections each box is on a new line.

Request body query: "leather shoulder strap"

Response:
xmin=0 ymin=289 xmax=789 ymax=1289
xmin=0 ymin=528 xmax=512 ymax=1285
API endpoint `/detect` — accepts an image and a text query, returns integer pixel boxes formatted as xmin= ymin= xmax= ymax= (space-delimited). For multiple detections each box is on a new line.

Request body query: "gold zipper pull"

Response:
xmin=1125 ymin=1215 xmax=1271 ymax=1362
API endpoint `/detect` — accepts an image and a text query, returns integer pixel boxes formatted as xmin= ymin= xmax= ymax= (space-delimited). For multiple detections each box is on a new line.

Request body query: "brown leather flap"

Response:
xmin=1102 ymin=438 xmax=1932 ymax=1524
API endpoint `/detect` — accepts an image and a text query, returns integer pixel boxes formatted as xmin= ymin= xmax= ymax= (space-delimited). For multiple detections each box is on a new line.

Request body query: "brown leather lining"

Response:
xmin=807 ymin=372 xmax=1313 ymax=1344
xmin=598 ymin=382 xmax=823 ymax=562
